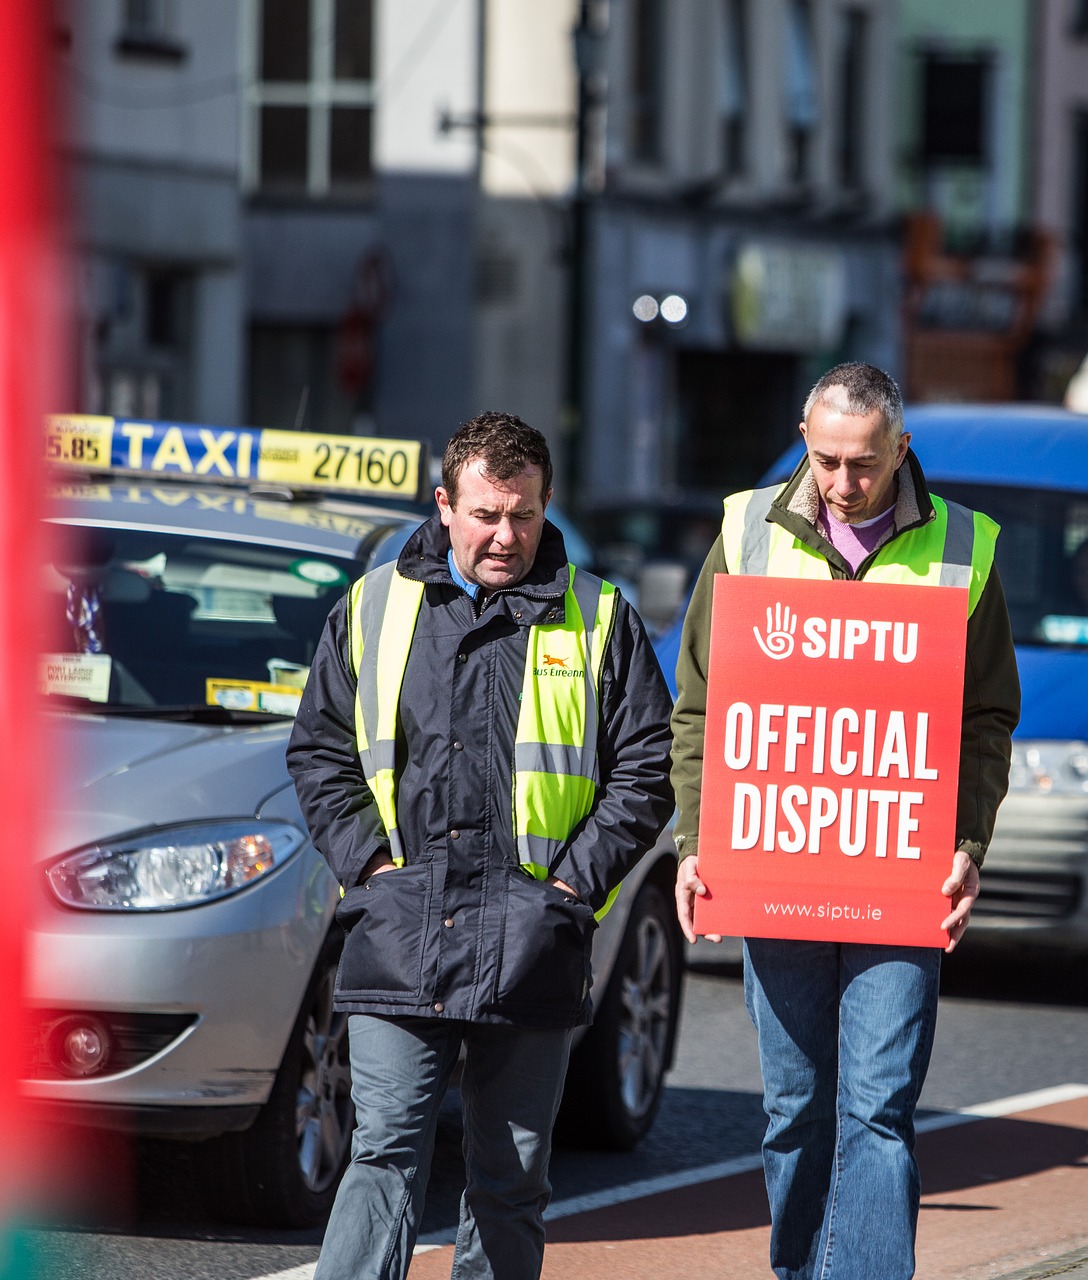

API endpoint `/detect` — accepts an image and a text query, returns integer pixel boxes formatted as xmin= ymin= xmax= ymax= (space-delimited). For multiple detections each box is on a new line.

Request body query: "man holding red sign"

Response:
xmin=671 ymin=364 xmax=1019 ymax=1280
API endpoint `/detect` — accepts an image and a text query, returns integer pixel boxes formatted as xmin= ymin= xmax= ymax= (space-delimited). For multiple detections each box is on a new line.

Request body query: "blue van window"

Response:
xmin=936 ymin=482 xmax=1088 ymax=648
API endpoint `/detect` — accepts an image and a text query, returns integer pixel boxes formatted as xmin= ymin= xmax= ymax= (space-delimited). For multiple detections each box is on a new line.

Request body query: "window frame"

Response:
xmin=243 ymin=0 xmax=375 ymax=198
xmin=919 ymin=50 xmax=991 ymax=167
xmin=717 ymin=0 xmax=749 ymax=179
xmin=784 ymin=0 xmax=820 ymax=184
xmin=626 ymin=0 xmax=665 ymax=166
xmin=115 ymin=0 xmax=187 ymax=61
xmin=836 ymin=7 xmax=868 ymax=193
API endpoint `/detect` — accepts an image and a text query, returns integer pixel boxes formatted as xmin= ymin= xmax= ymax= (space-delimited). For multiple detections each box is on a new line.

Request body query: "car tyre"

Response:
xmin=556 ymin=877 xmax=683 ymax=1150
xmin=201 ymin=935 xmax=354 ymax=1227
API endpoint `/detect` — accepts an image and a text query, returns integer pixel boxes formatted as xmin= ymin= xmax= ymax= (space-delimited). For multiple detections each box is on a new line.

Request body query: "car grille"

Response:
xmin=973 ymin=870 xmax=1082 ymax=921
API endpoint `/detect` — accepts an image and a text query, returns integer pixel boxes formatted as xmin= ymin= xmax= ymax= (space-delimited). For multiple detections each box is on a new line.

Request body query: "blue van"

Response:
xmin=757 ymin=404 xmax=1088 ymax=950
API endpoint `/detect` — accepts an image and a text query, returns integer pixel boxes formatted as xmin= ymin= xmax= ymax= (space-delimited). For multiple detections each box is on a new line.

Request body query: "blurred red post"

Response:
xmin=0 ymin=0 xmax=62 ymax=1260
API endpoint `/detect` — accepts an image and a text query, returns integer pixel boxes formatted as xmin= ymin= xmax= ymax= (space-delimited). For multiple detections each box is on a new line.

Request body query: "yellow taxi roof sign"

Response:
xmin=46 ymin=415 xmax=430 ymax=503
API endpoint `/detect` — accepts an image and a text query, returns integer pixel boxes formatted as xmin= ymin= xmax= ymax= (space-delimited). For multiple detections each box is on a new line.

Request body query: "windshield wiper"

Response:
xmin=124 ymin=705 xmax=289 ymax=723
xmin=44 ymin=696 xmax=288 ymax=723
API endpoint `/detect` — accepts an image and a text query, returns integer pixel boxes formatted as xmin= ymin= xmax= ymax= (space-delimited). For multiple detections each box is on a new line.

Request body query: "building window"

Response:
xmin=784 ymin=0 xmax=819 ymax=184
xmin=718 ymin=0 xmax=748 ymax=178
xmin=628 ymin=0 xmax=664 ymax=164
xmin=247 ymin=0 xmax=374 ymax=196
xmin=88 ymin=262 xmax=193 ymax=420
xmin=837 ymin=8 xmax=867 ymax=191
xmin=145 ymin=269 xmax=192 ymax=351
xmin=248 ymin=324 xmax=360 ymax=432
xmin=123 ymin=0 xmax=170 ymax=34
xmin=921 ymin=52 xmax=989 ymax=165
xmin=116 ymin=0 xmax=186 ymax=61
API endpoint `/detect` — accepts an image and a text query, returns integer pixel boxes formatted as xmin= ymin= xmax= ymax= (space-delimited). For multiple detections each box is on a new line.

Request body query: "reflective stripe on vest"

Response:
xmin=347 ymin=561 xmax=424 ymax=867
xmin=514 ymin=567 xmax=615 ymax=877
xmin=347 ymin=562 xmax=619 ymax=913
xmin=720 ymin=486 xmax=998 ymax=616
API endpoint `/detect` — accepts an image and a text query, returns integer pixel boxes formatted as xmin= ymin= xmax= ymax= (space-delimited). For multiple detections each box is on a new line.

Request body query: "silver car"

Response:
xmin=27 ymin=417 xmax=682 ymax=1227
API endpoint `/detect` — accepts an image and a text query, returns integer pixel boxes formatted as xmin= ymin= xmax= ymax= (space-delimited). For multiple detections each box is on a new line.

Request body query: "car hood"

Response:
xmin=45 ymin=712 xmax=295 ymax=859
xmin=1015 ymin=647 xmax=1088 ymax=739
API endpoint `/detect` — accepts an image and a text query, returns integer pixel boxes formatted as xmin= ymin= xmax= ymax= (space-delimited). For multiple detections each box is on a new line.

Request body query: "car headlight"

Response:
xmin=46 ymin=820 xmax=306 ymax=911
xmin=1009 ymin=741 xmax=1088 ymax=796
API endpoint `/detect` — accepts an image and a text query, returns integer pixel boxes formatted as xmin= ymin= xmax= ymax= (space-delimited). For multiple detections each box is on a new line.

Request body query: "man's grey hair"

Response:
xmin=803 ymin=362 xmax=905 ymax=443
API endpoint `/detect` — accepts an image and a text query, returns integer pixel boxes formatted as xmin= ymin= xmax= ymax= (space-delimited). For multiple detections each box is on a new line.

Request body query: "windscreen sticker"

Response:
xmin=266 ymin=660 xmax=310 ymax=689
xmin=206 ymin=678 xmax=302 ymax=715
xmin=290 ymin=559 xmax=348 ymax=587
xmin=42 ymin=653 xmax=112 ymax=703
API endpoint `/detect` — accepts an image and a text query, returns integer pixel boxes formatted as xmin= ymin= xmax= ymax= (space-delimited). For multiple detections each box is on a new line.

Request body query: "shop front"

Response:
xmin=580 ymin=205 xmax=901 ymax=511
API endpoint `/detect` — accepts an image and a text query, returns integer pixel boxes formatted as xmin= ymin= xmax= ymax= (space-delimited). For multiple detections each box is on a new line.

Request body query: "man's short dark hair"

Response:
xmin=441 ymin=411 xmax=553 ymax=506
xmin=803 ymin=362 xmax=905 ymax=443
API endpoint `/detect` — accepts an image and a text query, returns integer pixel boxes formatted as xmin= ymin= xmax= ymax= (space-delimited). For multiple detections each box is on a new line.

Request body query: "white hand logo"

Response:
xmin=754 ymin=602 xmax=797 ymax=659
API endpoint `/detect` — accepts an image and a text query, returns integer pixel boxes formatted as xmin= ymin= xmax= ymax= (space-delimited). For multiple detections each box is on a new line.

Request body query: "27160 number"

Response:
xmin=312 ymin=442 xmax=411 ymax=489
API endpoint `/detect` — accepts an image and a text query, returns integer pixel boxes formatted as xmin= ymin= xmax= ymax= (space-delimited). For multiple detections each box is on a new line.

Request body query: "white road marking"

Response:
xmin=251 ymin=1245 xmax=443 ymax=1280
xmin=415 ymin=1084 xmax=1088 ymax=1249
xmin=261 ymin=1084 xmax=1088 ymax=1263
xmin=952 ymin=1082 xmax=1088 ymax=1117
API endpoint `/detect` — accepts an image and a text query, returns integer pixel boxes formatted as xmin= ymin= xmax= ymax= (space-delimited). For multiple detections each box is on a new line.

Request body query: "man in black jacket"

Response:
xmin=288 ymin=411 xmax=674 ymax=1280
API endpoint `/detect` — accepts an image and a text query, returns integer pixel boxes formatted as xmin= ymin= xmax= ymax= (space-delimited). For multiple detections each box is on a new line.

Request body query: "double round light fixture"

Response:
xmin=632 ymin=293 xmax=689 ymax=325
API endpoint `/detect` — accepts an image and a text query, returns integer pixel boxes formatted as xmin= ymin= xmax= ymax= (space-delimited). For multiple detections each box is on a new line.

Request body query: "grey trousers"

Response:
xmin=313 ymin=1014 xmax=574 ymax=1280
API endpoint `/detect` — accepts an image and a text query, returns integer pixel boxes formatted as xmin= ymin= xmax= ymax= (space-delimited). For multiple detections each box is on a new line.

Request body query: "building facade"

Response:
xmin=574 ymin=0 xmax=902 ymax=509
xmin=61 ymin=1 xmax=482 ymax=455
xmin=62 ymin=0 xmax=245 ymax=426
xmin=241 ymin=0 xmax=479 ymax=445
xmin=59 ymin=2 xmax=1085 ymax=515
xmin=894 ymin=0 xmax=1039 ymax=402
xmin=58 ymin=1 xmax=904 ymax=503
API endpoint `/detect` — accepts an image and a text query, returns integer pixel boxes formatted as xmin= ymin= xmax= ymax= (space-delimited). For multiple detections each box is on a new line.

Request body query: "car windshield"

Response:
xmin=936 ymin=481 xmax=1088 ymax=649
xmin=43 ymin=524 xmax=358 ymax=715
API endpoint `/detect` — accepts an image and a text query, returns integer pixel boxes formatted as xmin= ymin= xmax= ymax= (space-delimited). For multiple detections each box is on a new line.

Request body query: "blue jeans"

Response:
xmin=313 ymin=1015 xmax=573 ymax=1280
xmin=743 ymin=939 xmax=941 ymax=1280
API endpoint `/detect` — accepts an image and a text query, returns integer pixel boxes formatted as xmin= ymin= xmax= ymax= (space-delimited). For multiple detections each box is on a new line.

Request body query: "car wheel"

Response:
xmin=556 ymin=877 xmax=683 ymax=1151
xmin=202 ymin=936 xmax=354 ymax=1227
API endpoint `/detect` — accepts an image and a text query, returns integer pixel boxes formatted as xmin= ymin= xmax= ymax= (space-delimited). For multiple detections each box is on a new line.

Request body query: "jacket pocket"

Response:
xmin=494 ymin=868 xmax=597 ymax=1020
xmin=335 ymin=863 xmax=432 ymax=998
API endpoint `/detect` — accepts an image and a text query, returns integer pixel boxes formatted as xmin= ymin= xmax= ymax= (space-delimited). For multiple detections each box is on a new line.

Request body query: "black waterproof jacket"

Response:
xmin=287 ymin=514 xmax=674 ymax=1028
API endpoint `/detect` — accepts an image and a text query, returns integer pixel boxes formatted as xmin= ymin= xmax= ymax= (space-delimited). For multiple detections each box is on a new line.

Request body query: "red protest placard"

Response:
xmin=693 ymin=575 xmax=968 ymax=947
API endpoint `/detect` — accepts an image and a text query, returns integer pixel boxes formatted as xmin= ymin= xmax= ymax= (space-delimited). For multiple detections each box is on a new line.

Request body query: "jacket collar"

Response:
xmin=396 ymin=512 xmax=572 ymax=603
xmin=770 ymin=446 xmax=935 ymax=558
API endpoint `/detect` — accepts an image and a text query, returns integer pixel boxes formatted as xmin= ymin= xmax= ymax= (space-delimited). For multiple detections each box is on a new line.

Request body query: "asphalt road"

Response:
xmin=24 ymin=938 xmax=1088 ymax=1280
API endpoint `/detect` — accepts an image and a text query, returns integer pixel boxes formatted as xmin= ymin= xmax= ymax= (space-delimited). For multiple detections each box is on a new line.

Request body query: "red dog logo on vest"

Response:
xmin=542 ymin=654 xmax=568 ymax=668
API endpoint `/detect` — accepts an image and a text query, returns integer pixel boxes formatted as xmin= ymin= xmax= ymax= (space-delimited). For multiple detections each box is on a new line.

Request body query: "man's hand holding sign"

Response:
xmin=691 ymin=575 xmax=968 ymax=949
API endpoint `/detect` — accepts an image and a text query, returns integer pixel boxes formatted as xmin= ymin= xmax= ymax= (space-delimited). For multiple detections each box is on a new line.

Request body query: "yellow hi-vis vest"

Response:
xmin=346 ymin=561 xmax=620 ymax=914
xmin=721 ymin=486 xmax=998 ymax=616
